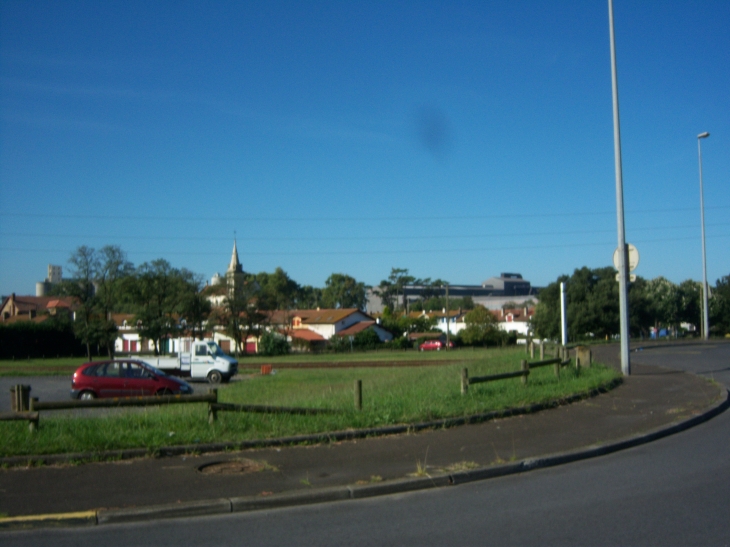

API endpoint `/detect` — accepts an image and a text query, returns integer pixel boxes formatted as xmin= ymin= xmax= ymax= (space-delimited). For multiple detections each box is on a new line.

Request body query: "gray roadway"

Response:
xmin=2 ymin=342 xmax=729 ymax=546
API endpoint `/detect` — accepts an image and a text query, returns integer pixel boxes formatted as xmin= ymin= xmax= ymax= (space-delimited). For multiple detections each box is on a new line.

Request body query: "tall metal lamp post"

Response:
xmin=608 ymin=0 xmax=630 ymax=375
xmin=697 ymin=131 xmax=710 ymax=340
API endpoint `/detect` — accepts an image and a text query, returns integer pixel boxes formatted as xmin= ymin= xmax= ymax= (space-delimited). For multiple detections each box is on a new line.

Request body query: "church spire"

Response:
xmin=227 ymin=238 xmax=243 ymax=274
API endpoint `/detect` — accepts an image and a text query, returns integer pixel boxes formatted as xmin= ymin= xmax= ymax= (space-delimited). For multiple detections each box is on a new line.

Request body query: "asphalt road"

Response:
xmin=1 ymin=376 xmax=72 ymax=412
xmin=3 ymin=342 xmax=729 ymax=546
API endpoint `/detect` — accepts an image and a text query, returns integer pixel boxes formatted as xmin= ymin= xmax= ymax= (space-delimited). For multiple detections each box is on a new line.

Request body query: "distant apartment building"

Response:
xmin=366 ymin=273 xmax=540 ymax=314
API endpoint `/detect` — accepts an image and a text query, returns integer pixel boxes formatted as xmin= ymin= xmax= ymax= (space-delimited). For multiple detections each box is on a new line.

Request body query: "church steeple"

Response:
xmin=227 ymin=239 xmax=243 ymax=274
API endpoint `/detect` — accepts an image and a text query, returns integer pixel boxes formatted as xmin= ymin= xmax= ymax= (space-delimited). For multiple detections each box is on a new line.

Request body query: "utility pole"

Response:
xmin=445 ymin=284 xmax=450 ymax=350
xmin=560 ymin=282 xmax=568 ymax=346
xmin=608 ymin=0 xmax=631 ymax=375
xmin=697 ymin=131 xmax=710 ymax=340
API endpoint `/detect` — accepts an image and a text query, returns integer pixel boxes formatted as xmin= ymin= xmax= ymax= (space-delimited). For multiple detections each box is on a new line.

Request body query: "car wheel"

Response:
xmin=79 ymin=390 xmax=96 ymax=400
xmin=207 ymin=370 xmax=223 ymax=384
xmin=156 ymin=388 xmax=173 ymax=396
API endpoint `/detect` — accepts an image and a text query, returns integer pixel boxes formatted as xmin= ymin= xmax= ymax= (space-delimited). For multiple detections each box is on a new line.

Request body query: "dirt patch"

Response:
xmin=198 ymin=458 xmax=269 ymax=475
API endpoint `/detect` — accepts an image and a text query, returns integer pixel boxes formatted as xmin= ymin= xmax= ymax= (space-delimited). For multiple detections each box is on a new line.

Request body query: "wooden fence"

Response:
xmin=460 ymin=345 xmax=581 ymax=394
xmin=1 ymin=387 xmax=219 ymax=431
xmin=2 ymin=384 xmax=343 ymax=431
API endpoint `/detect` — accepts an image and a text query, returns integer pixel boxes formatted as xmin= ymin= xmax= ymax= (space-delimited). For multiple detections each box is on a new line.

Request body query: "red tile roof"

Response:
xmin=268 ymin=308 xmax=369 ymax=325
xmin=283 ymin=328 xmax=326 ymax=341
xmin=337 ymin=321 xmax=376 ymax=337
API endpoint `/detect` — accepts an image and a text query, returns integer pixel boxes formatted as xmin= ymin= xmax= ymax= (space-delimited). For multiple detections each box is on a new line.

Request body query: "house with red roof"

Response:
xmin=0 ymin=293 xmax=78 ymax=323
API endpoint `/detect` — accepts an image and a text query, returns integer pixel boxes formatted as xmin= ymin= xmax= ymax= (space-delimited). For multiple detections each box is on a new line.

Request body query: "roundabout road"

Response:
xmin=3 ymin=342 xmax=729 ymax=546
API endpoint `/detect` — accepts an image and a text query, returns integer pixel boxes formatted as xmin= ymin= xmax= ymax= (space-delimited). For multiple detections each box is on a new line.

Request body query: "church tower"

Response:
xmin=226 ymin=239 xmax=245 ymax=296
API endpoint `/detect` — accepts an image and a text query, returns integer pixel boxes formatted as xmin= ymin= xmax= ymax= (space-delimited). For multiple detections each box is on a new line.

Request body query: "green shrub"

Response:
xmin=259 ymin=331 xmax=290 ymax=356
xmin=353 ymin=329 xmax=381 ymax=350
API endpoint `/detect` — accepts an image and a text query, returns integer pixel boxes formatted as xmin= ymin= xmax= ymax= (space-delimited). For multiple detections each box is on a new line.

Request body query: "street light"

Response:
xmin=697 ymin=131 xmax=710 ymax=340
xmin=608 ymin=0 xmax=630 ymax=375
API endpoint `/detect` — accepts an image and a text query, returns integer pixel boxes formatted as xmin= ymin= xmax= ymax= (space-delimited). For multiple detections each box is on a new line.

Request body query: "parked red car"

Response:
xmin=71 ymin=360 xmax=194 ymax=400
xmin=419 ymin=340 xmax=454 ymax=351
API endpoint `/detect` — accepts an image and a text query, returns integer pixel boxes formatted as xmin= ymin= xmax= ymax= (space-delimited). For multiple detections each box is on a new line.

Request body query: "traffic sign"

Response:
xmin=613 ymin=244 xmax=639 ymax=272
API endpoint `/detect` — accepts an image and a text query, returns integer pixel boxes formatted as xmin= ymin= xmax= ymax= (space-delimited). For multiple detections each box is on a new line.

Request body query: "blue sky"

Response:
xmin=1 ymin=0 xmax=728 ymax=295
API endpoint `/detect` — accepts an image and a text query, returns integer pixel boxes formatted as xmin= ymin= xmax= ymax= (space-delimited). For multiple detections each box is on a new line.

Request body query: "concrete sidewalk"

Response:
xmin=0 ymin=360 xmax=727 ymax=528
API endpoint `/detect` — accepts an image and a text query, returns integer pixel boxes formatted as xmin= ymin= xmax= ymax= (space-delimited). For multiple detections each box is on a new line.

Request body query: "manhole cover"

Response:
xmin=198 ymin=459 xmax=265 ymax=475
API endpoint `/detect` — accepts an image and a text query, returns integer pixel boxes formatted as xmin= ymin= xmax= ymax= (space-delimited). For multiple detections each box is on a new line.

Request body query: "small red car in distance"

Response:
xmin=419 ymin=340 xmax=454 ymax=351
xmin=71 ymin=359 xmax=194 ymax=400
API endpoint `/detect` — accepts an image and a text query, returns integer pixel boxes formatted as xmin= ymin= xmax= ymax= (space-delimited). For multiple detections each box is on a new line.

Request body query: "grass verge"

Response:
xmin=0 ymin=348 xmax=619 ymax=458
xmin=0 ymin=357 xmax=105 ymax=377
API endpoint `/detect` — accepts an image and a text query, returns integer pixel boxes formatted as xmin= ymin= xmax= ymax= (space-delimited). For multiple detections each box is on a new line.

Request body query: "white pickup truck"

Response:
xmin=143 ymin=339 xmax=238 ymax=384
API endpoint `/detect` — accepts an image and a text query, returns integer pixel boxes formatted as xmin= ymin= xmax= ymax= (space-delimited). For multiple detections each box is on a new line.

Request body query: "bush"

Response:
xmin=353 ymin=329 xmax=381 ymax=350
xmin=0 ymin=320 xmax=85 ymax=359
xmin=382 ymin=336 xmax=410 ymax=350
xmin=258 ymin=331 xmax=290 ymax=356
xmin=328 ymin=335 xmax=351 ymax=353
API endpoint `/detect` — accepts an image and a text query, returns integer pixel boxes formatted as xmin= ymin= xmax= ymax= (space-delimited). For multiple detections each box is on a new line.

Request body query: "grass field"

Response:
xmin=0 ymin=347 xmax=620 ymax=458
xmin=0 ymin=346 xmax=513 ymax=376
xmin=0 ymin=356 xmax=101 ymax=377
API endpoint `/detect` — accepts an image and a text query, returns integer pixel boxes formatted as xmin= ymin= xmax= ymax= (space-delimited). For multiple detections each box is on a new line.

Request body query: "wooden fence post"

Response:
xmin=539 ymin=340 xmax=544 ymax=360
xmin=530 ymin=340 xmax=535 ymax=359
xmin=208 ymin=389 xmax=218 ymax=424
xmin=521 ymin=360 xmax=528 ymax=385
xmin=354 ymin=380 xmax=362 ymax=411
xmin=461 ymin=368 xmax=469 ymax=395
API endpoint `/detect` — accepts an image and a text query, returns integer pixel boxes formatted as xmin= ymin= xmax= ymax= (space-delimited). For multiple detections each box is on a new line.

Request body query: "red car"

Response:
xmin=419 ymin=340 xmax=454 ymax=351
xmin=71 ymin=360 xmax=194 ymax=400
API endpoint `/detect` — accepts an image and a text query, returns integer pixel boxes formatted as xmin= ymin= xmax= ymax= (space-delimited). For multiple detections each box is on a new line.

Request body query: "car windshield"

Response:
xmin=206 ymin=342 xmax=225 ymax=357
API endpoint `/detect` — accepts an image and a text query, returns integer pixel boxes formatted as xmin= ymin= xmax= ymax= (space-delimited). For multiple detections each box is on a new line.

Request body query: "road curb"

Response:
xmin=0 ymin=511 xmax=97 ymax=530
xmin=97 ymin=498 xmax=232 ymax=525
xmin=2 ymin=383 xmax=726 ymax=530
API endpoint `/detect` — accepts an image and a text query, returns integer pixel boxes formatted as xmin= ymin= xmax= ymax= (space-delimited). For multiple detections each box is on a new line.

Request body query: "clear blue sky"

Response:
xmin=1 ymin=0 xmax=728 ymax=295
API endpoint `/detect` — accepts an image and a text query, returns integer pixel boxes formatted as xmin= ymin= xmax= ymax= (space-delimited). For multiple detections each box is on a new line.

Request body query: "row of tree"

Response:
xmin=51 ymin=245 xmax=373 ymax=358
xmin=532 ymin=267 xmax=730 ymax=341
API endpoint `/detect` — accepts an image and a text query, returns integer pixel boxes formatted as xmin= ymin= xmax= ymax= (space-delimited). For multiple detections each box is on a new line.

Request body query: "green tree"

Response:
xmin=212 ymin=278 xmax=264 ymax=357
xmin=374 ymin=267 xmax=416 ymax=311
xmin=710 ymin=275 xmax=730 ymax=335
xmin=259 ymin=331 xmax=290 ymax=356
xmin=380 ymin=310 xmax=436 ymax=339
xmin=255 ymin=268 xmax=301 ymax=310
xmin=353 ymin=328 xmax=381 ymax=350
xmin=94 ymin=245 xmax=134 ymax=357
xmin=321 ymin=273 xmax=367 ymax=309
xmin=60 ymin=246 xmax=101 ymax=360
xmin=644 ymin=276 xmax=680 ymax=335
xmin=532 ymin=267 xmax=622 ymax=341
xmin=460 ymin=305 xmax=500 ymax=346
xmin=677 ymin=279 xmax=702 ymax=333
xmin=179 ymin=290 xmax=212 ymax=340
xmin=54 ymin=245 xmax=136 ymax=359
xmin=297 ymin=285 xmax=323 ymax=309
xmin=127 ymin=260 xmax=199 ymax=355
